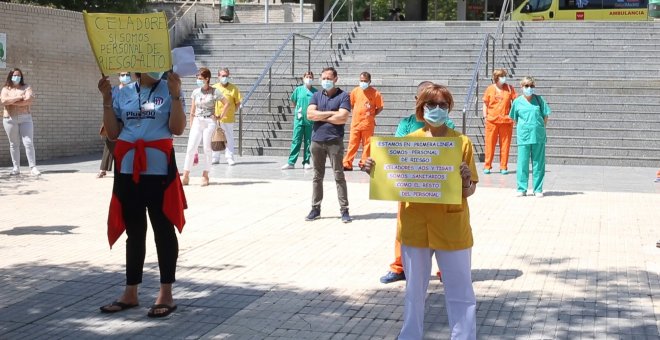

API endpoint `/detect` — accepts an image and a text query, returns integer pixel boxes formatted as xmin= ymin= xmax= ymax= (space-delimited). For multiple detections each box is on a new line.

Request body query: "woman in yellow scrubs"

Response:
xmin=364 ymin=83 xmax=479 ymax=339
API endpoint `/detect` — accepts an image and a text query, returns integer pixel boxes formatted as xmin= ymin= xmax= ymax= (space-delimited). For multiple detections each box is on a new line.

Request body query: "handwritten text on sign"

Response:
xmin=83 ymin=11 xmax=171 ymax=74
xmin=369 ymin=137 xmax=463 ymax=204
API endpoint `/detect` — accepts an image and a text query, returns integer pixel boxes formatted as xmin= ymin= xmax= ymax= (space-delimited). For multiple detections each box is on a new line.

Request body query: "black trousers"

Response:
xmin=118 ymin=174 xmax=179 ymax=285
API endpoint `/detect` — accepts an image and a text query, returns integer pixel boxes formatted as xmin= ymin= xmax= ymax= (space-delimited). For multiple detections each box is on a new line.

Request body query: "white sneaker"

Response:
xmin=227 ymin=158 xmax=236 ymax=166
xmin=211 ymin=159 xmax=220 ymax=165
xmin=10 ymin=168 xmax=20 ymax=176
xmin=534 ymin=192 xmax=544 ymax=198
xmin=303 ymin=164 xmax=312 ymax=170
xmin=515 ymin=191 xmax=526 ymax=197
xmin=281 ymin=163 xmax=294 ymax=170
xmin=30 ymin=167 xmax=41 ymax=176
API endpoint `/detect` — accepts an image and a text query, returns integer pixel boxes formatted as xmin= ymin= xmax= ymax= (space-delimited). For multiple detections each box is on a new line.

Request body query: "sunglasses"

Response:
xmin=523 ymin=85 xmax=535 ymax=88
xmin=424 ymin=101 xmax=449 ymax=110
xmin=120 ymin=73 xmax=130 ymax=76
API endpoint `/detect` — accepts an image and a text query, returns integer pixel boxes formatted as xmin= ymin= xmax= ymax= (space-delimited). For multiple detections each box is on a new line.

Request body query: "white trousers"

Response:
xmin=399 ymin=245 xmax=476 ymax=340
xmin=183 ymin=116 xmax=216 ymax=172
xmin=3 ymin=114 xmax=36 ymax=169
xmin=212 ymin=122 xmax=234 ymax=162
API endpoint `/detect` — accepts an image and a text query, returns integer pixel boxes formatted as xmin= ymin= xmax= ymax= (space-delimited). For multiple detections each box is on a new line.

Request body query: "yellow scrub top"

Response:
xmin=397 ymin=128 xmax=479 ymax=251
xmin=212 ymin=83 xmax=242 ymax=123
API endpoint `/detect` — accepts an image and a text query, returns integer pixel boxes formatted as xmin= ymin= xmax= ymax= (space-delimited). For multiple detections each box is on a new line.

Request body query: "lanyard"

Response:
xmin=136 ymin=80 xmax=161 ymax=104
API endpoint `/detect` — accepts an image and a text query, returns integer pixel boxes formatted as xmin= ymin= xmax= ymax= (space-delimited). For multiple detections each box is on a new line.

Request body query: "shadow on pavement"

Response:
xmin=472 ymin=269 xmax=523 ymax=282
xmin=0 ymin=260 xmax=656 ymax=338
xmin=351 ymin=212 xmax=398 ymax=220
xmin=0 ymin=225 xmax=78 ymax=236
xmin=543 ymin=191 xmax=584 ymax=197
xmin=216 ymin=180 xmax=271 ymax=186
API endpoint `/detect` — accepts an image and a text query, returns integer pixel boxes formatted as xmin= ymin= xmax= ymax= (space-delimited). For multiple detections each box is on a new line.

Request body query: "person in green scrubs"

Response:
xmin=282 ymin=71 xmax=318 ymax=170
xmin=509 ymin=76 xmax=551 ymax=197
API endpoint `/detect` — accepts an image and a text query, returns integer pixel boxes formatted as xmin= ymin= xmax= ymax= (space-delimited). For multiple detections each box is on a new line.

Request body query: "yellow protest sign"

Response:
xmin=83 ymin=11 xmax=171 ymax=74
xmin=369 ymin=136 xmax=463 ymax=204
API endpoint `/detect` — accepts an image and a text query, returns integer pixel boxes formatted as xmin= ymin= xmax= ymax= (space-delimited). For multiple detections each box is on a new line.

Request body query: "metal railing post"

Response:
xmin=330 ymin=9 xmax=334 ymax=49
xmin=307 ymin=40 xmax=311 ymax=72
xmin=292 ymin=35 xmax=296 ymax=78
xmin=485 ymin=37 xmax=489 ymax=76
xmin=491 ymin=37 xmax=495 ymax=74
xmin=268 ymin=67 xmax=272 ymax=113
xmin=239 ymin=106 xmax=243 ymax=156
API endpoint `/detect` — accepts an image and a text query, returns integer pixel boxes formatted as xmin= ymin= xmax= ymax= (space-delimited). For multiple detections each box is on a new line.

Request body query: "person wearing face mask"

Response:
xmin=510 ymin=76 xmax=551 ymax=197
xmin=182 ymin=67 xmax=229 ymax=186
xmin=97 ymin=72 xmax=133 ymax=178
xmin=212 ymin=67 xmax=242 ymax=166
xmin=380 ymin=81 xmax=457 ymax=285
xmin=97 ymin=70 xmax=187 ymax=318
xmin=482 ymin=69 xmax=517 ymax=175
xmin=282 ymin=71 xmax=318 ymax=170
xmin=342 ymin=71 xmax=384 ymax=171
xmin=306 ymin=67 xmax=352 ymax=223
xmin=363 ymin=83 xmax=478 ymax=339
xmin=1 ymin=68 xmax=39 ymax=176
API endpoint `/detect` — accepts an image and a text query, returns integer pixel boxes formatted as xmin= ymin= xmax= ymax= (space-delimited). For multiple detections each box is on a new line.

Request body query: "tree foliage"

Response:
xmin=6 ymin=0 xmax=148 ymax=13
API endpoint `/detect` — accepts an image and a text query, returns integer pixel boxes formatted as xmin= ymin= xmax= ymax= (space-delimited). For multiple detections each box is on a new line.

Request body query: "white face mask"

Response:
xmin=321 ymin=79 xmax=334 ymax=91
xmin=359 ymin=81 xmax=369 ymax=90
xmin=303 ymin=78 xmax=313 ymax=86
xmin=498 ymin=77 xmax=507 ymax=85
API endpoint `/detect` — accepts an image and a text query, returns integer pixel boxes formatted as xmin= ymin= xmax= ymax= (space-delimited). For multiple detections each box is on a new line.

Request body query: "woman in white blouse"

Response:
xmin=1 ymin=68 xmax=39 ymax=176
xmin=182 ymin=67 xmax=228 ymax=186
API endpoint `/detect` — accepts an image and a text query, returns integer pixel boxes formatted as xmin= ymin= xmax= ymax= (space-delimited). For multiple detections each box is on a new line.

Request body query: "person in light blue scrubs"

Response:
xmin=509 ymin=76 xmax=551 ymax=197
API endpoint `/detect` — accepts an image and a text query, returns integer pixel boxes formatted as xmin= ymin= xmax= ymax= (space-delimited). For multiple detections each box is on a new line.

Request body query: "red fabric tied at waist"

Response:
xmin=108 ymin=138 xmax=187 ymax=248
xmin=114 ymin=139 xmax=173 ymax=183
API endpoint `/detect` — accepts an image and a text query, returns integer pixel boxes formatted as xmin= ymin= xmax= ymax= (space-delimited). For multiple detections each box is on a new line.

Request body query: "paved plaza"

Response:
xmin=0 ymin=153 xmax=659 ymax=339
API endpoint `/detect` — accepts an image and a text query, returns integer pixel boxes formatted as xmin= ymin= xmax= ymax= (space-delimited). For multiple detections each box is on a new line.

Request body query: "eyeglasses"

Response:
xmin=522 ymin=85 xmax=535 ymax=88
xmin=424 ymin=101 xmax=449 ymax=110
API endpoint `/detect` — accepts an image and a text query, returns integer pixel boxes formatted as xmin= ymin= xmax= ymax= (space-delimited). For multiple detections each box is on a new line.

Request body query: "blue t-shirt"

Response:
xmin=309 ymin=88 xmax=351 ymax=142
xmin=112 ymin=81 xmax=174 ymax=175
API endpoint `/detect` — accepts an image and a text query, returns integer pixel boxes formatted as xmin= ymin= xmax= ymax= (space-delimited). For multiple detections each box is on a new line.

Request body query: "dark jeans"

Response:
xmin=311 ymin=138 xmax=349 ymax=212
xmin=118 ymin=174 xmax=179 ymax=285
xmin=100 ymin=137 xmax=115 ymax=171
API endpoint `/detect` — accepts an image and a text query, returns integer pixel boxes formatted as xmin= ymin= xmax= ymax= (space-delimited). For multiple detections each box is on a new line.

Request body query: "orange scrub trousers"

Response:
xmin=343 ymin=86 xmax=383 ymax=169
xmin=482 ymin=84 xmax=517 ymax=171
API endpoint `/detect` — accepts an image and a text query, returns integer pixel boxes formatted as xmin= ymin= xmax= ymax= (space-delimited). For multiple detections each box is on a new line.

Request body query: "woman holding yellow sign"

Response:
xmin=363 ymin=84 xmax=478 ymax=339
xmin=97 ymin=71 xmax=187 ymax=318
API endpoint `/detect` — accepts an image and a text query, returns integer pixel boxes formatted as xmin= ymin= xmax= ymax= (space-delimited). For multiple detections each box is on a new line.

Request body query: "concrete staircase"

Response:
xmin=177 ymin=20 xmax=660 ymax=167
xmin=499 ymin=21 xmax=660 ymax=167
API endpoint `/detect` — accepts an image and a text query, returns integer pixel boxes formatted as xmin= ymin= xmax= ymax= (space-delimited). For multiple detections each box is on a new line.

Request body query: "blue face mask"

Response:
xmin=423 ymin=106 xmax=449 ymax=127
xmin=498 ymin=77 xmax=507 ymax=85
xmin=303 ymin=78 xmax=313 ymax=86
xmin=146 ymin=72 xmax=164 ymax=80
xmin=523 ymin=87 xmax=535 ymax=96
xmin=196 ymin=79 xmax=205 ymax=87
xmin=359 ymin=81 xmax=369 ymax=90
xmin=321 ymin=79 xmax=334 ymax=91
xmin=11 ymin=76 xmax=21 ymax=85
xmin=119 ymin=75 xmax=131 ymax=84
xmin=219 ymin=76 xmax=229 ymax=85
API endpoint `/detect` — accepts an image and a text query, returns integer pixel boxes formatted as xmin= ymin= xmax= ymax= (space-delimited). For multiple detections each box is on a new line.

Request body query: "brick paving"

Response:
xmin=0 ymin=154 xmax=659 ymax=339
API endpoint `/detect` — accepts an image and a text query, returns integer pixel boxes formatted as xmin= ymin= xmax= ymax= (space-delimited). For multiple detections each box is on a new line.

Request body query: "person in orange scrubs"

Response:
xmin=342 ymin=72 xmax=383 ymax=171
xmin=482 ymin=69 xmax=517 ymax=175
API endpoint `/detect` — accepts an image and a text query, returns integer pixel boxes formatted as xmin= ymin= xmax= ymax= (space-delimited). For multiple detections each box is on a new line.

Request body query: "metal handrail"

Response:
xmin=237 ymin=0 xmax=349 ymax=156
xmin=461 ymin=0 xmax=511 ymax=133
xmin=168 ymin=0 xmax=199 ymax=48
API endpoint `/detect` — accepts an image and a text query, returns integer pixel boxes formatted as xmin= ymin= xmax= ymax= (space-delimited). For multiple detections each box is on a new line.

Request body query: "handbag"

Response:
xmin=211 ymin=126 xmax=227 ymax=151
